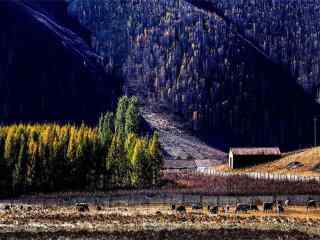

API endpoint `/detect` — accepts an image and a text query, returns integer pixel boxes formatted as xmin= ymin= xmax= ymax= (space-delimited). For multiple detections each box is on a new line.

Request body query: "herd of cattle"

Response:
xmin=171 ymin=199 xmax=318 ymax=214
xmin=1 ymin=199 xmax=318 ymax=214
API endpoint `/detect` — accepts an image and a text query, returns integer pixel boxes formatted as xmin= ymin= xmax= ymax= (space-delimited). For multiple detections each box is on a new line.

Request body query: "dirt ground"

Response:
xmin=0 ymin=203 xmax=320 ymax=239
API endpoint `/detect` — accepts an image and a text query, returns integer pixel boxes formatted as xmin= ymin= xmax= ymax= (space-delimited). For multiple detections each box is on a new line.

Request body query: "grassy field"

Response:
xmin=215 ymin=147 xmax=320 ymax=176
xmin=0 ymin=203 xmax=319 ymax=239
xmin=162 ymin=172 xmax=320 ymax=195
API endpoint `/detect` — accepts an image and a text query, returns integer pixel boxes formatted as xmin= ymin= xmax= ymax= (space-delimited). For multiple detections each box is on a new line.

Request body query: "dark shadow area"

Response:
xmin=0 ymin=1 xmax=120 ymax=124
xmin=184 ymin=0 xmax=320 ymax=152
xmin=0 ymin=228 xmax=316 ymax=240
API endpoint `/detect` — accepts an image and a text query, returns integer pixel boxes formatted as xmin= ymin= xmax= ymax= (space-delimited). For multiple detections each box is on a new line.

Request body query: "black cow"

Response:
xmin=176 ymin=205 xmax=186 ymax=213
xmin=208 ymin=205 xmax=218 ymax=214
xmin=171 ymin=204 xmax=176 ymax=210
xmin=235 ymin=204 xmax=250 ymax=213
xmin=249 ymin=204 xmax=259 ymax=211
xmin=192 ymin=203 xmax=203 ymax=210
xmin=307 ymin=200 xmax=317 ymax=210
xmin=4 ymin=205 xmax=11 ymax=211
xmin=96 ymin=205 xmax=103 ymax=211
xmin=276 ymin=204 xmax=284 ymax=213
xmin=76 ymin=203 xmax=90 ymax=212
xmin=263 ymin=202 xmax=273 ymax=212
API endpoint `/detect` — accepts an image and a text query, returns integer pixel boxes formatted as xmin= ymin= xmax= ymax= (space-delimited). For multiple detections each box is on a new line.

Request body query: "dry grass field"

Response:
xmin=215 ymin=147 xmax=320 ymax=176
xmin=0 ymin=203 xmax=320 ymax=239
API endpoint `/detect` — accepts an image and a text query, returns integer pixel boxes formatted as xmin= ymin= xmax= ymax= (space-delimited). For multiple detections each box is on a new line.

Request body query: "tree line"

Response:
xmin=0 ymin=96 xmax=162 ymax=195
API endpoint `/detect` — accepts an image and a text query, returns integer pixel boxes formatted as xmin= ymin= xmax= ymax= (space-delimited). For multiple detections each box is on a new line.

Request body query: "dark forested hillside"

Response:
xmin=0 ymin=1 xmax=119 ymax=123
xmin=68 ymin=0 xmax=320 ymax=150
xmin=211 ymin=0 xmax=320 ymax=95
xmin=0 ymin=0 xmax=319 ymax=150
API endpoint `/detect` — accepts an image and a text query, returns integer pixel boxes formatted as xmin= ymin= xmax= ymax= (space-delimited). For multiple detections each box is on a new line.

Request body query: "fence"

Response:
xmin=4 ymin=192 xmax=319 ymax=207
xmin=197 ymin=168 xmax=320 ymax=183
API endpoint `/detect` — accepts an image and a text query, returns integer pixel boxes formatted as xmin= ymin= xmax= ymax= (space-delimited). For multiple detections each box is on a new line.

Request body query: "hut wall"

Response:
xmin=233 ymin=155 xmax=280 ymax=169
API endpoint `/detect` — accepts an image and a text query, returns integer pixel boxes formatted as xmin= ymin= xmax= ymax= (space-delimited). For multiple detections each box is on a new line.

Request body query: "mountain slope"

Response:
xmin=143 ymin=109 xmax=227 ymax=160
xmin=208 ymin=0 xmax=320 ymax=95
xmin=0 ymin=1 xmax=119 ymax=123
xmin=68 ymin=0 xmax=320 ymax=150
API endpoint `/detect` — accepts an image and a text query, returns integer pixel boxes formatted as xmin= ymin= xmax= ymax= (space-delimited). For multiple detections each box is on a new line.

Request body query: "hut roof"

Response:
xmin=163 ymin=160 xmax=196 ymax=170
xmin=230 ymin=147 xmax=281 ymax=156
xmin=194 ymin=159 xmax=219 ymax=168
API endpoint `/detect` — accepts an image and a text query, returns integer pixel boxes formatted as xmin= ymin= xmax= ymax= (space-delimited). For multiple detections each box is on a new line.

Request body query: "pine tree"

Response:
xmin=116 ymin=134 xmax=128 ymax=187
xmin=67 ymin=126 xmax=77 ymax=162
xmin=125 ymin=96 xmax=140 ymax=135
xmin=40 ymin=126 xmax=54 ymax=189
xmin=125 ymin=133 xmax=138 ymax=164
xmin=140 ymin=138 xmax=153 ymax=187
xmin=52 ymin=126 xmax=69 ymax=190
xmin=148 ymin=132 xmax=163 ymax=185
xmin=98 ymin=112 xmax=114 ymax=147
xmin=27 ymin=128 xmax=40 ymax=190
xmin=106 ymin=134 xmax=118 ymax=187
xmin=106 ymin=133 xmax=127 ymax=188
xmin=130 ymin=140 xmax=143 ymax=187
xmin=0 ymin=127 xmax=9 ymax=195
xmin=115 ymin=96 xmax=129 ymax=136
xmin=130 ymin=139 xmax=150 ymax=187
xmin=4 ymin=125 xmax=18 ymax=168
xmin=12 ymin=127 xmax=27 ymax=194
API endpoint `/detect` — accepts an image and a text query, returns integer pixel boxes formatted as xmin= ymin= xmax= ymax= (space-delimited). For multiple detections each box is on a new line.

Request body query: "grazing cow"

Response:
xmin=263 ymin=202 xmax=273 ymax=212
xmin=96 ymin=205 xmax=103 ymax=211
xmin=27 ymin=206 xmax=32 ymax=211
xmin=4 ymin=205 xmax=11 ymax=211
xmin=176 ymin=205 xmax=186 ymax=214
xmin=249 ymin=204 xmax=259 ymax=211
xmin=235 ymin=204 xmax=250 ymax=213
xmin=208 ymin=205 xmax=218 ymax=214
xmin=76 ymin=203 xmax=90 ymax=212
xmin=284 ymin=200 xmax=290 ymax=206
xmin=276 ymin=204 xmax=284 ymax=213
xmin=192 ymin=203 xmax=203 ymax=210
xmin=171 ymin=204 xmax=176 ymax=211
xmin=225 ymin=205 xmax=230 ymax=213
xmin=307 ymin=200 xmax=317 ymax=210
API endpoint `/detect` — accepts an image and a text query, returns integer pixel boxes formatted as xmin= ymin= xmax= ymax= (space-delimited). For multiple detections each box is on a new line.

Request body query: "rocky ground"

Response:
xmin=0 ymin=204 xmax=319 ymax=239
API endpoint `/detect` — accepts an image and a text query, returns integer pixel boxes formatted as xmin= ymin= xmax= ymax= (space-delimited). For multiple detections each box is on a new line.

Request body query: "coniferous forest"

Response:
xmin=0 ymin=97 xmax=162 ymax=196
xmin=1 ymin=1 xmax=320 ymax=150
xmin=69 ymin=0 xmax=320 ymax=150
